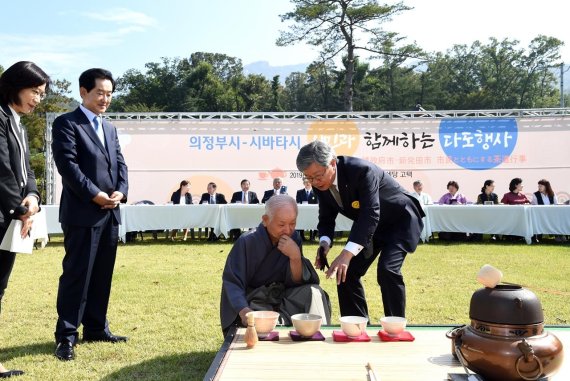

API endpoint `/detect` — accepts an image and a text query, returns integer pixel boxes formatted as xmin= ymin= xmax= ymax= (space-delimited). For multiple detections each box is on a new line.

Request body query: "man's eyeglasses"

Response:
xmin=31 ymin=89 xmax=47 ymax=100
xmin=304 ymin=166 xmax=328 ymax=183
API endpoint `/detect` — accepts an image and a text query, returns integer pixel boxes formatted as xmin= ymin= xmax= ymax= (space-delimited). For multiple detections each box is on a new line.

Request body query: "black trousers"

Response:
xmin=55 ymin=214 xmax=119 ymax=344
xmin=337 ymin=238 xmax=407 ymax=320
xmin=0 ymin=226 xmax=16 ymax=315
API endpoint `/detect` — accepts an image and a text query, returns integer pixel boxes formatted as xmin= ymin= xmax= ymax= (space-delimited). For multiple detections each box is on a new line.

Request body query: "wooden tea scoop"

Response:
xmin=366 ymin=362 xmax=379 ymax=381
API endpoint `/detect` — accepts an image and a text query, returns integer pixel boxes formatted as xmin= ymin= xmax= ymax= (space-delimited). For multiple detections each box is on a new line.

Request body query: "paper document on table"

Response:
xmin=0 ymin=219 xmax=34 ymax=254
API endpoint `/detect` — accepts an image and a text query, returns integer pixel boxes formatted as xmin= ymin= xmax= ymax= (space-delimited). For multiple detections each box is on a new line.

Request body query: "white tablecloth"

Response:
xmin=120 ymin=204 xmax=223 ymax=236
xmin=422 ymin=204 xmax=570 ymax=244
xmin=529 ymin=205 xmax=570 ymax=235
xmin=43 ymin=205 xmax=62 ymax=234
xmin=42 ymin=204 xmax=569 ymax=244
xmin=219 ymin=204 xmax=353 ymax=233
xmin=423 ymin=205 xmax=533 ymax=243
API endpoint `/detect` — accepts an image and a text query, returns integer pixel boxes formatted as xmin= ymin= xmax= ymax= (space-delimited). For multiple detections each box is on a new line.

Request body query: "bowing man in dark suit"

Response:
xmin=199 ymin=182 xmax=227 ymax=240
xmin=295 ymin=178 xmax=318 ymax=241
xmin=0 ymin=61 xmax=50 ymax=378
xmin=229 ymin=179 xmax=260 ymax=240
xmin=296 ymin=140 xmax=424 ymax=319
xmin=261 ymin=177 xmax=287 ymax=203
xmin=52 ymin=68 xmax=129 ymax=361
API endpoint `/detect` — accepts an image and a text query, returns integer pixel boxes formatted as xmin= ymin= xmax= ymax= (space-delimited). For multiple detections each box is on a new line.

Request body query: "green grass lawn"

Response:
xmin=1 ymin=236 xmax=569 ymax=380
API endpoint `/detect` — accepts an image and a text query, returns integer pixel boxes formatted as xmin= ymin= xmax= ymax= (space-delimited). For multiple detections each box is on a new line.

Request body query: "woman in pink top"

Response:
xmin=501 ymin=178 xmax=530 ymax=205
xmin=438 ymin=180 xmax=468 ymax=205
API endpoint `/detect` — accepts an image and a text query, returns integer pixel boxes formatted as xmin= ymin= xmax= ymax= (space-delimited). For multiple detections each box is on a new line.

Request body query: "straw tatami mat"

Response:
xmin=210 ymin=326 xmax=570 ymax=381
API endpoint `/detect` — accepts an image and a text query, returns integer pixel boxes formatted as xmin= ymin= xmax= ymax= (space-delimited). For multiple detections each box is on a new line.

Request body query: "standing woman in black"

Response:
xmin=0 ymin=61 xmax=50 ymax=378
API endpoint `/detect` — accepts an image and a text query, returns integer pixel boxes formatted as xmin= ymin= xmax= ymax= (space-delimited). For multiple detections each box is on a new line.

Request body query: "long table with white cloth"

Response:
xmin=42 ymin=204 xmax=569 ymax=244
xmin=42 ymin=204 xmax=353 ymax=240
xmin=422 ymin=204 xmax=570 ymax=244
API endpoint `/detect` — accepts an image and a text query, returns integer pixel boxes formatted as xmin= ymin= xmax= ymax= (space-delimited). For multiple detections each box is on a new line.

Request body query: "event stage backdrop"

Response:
xmin=46 ymin=113 xmax=570 ymax=206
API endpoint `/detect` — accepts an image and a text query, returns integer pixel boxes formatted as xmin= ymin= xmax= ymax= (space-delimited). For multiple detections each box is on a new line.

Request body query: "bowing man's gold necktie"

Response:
xmin=329 ymin=184 xmax=343 ymax=208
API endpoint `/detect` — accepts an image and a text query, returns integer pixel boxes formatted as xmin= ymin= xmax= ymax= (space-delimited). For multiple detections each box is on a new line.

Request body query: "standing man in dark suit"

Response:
xmin=295 ymin=178 xmax=318 ymax=241
xmin=0 ymin=61 xmax=50 ymax=378
xmin=51 ymin=68 xmax=129 ymax=361
xmin=261 ymin=177 xmax=287 ymax=203
xmin=229 ymin=179 xmax=259 ymax=240
xmin=199 ymin=182 xmax=227 ymax=241
xmin=296 ymin=140 xmax=424 ymax=320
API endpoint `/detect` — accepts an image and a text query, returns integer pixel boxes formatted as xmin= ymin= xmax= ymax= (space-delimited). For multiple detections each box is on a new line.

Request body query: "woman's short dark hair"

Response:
xmin=179 ymin=180 xmax=189 ymax=188
xmin=0 ymin=61 xmax=51 ymax=105
xmin=509 ymin=178 xmax=523 ymax=192
xmin=481 ymin=179 xmax=494 ymax=193
xmin=447 ymin=180 xmax=459 ymax=190
xmin=79 ymin=68 xmax=115 ymax=93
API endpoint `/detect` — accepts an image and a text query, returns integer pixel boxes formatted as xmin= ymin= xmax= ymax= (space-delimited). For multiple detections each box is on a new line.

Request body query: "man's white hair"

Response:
xmin=264 ymin=194 xmax=298 ymax=220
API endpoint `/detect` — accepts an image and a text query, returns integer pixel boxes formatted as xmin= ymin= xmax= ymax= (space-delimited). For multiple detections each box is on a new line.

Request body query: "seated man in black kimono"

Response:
xmin=220 ymin=195 xmax=331 ymax=336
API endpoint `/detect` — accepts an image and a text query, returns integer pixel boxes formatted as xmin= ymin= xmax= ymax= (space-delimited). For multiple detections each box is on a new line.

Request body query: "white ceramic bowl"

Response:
xmin=380 ymin=316 xmax=407 ymax=335
xmin=247 ymin=311 xmax=280 ymax=338
xmin=339 ymin=316 xmax=368 ymax=338
xmin=291 ymin=313 xmax=322 ymax=337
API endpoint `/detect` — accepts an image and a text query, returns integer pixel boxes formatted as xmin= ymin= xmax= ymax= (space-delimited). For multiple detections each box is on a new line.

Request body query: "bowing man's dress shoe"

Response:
xmin=0 ymin=369 xmax=24 ymax=378
xmin=83 ymin=332 xmax=128 ymax=343
xmin=54 ymin=341 xmax=75 ymax=361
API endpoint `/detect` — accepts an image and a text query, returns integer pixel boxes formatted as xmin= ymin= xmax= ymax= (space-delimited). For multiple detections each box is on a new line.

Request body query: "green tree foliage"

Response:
xmin=420 ymin=37 xmax=563 ymax=110
xmin=270 ymin=75 xmax=284 ymax=111
xmin=113 ymin=57 xmax=193 ymax=112
xmin=113 ymin=53 xmax=275 ymax=112
xmin=277 ymin=0 xmax=413 ymax=111
xmin=21 ymin=79 xmax=75 ymax=201
xmin=112 ymin=37 xmax=563 ymax=113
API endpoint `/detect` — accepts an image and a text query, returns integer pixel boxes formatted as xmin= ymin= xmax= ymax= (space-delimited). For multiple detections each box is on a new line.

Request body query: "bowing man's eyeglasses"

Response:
xmin=304 ymin=166 xmax=329 ymax=184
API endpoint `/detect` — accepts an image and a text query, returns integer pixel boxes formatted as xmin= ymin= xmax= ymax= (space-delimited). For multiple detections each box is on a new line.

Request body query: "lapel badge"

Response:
xmin=351 ymin=200 xmax=360 ymax=209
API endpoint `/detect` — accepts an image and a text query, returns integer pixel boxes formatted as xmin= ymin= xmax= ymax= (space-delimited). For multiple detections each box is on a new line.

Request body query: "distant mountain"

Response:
xmin=244 ymin=61 xmax=309 ymax=83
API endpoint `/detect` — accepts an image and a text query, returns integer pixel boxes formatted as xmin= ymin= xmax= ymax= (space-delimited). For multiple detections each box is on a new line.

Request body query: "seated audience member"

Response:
xmin=476 ymin=179 xmax=499 ymax=205
xmin=531 ymin=179 xmax=564 ymax=243
xmin=261 ymin=177 xmax=287 ymax=203
xmin=229 ymin=179 xmax=260 ymax=240
xmin=295 ymin=178 xmax=319 ymax=241
xmin=531 ymin=179 xmax=558 ymax=205
xmin=437 ymin=181 xmax=469 ymax=241
xmin=220 ymin=195 xmax=331 ymax=336
xmin=500 ymin=178 xmax=530 ymax=205
xmin=199 ymin=182 xmax=227 ymax=241
xmin=230 ymin=179 xmax=260 ymax=204
xmin=500 ymin=178 xmax=530 ymax=241
xmin=411 ymin=179 xmax=433 ymax=207
xmin=474 ymin=179 xmax=499 ymax=241
xmin=438 ymin=180 xmax=468 ymax=205
xmin=170 ymin=180 xmax=193 ymax=241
